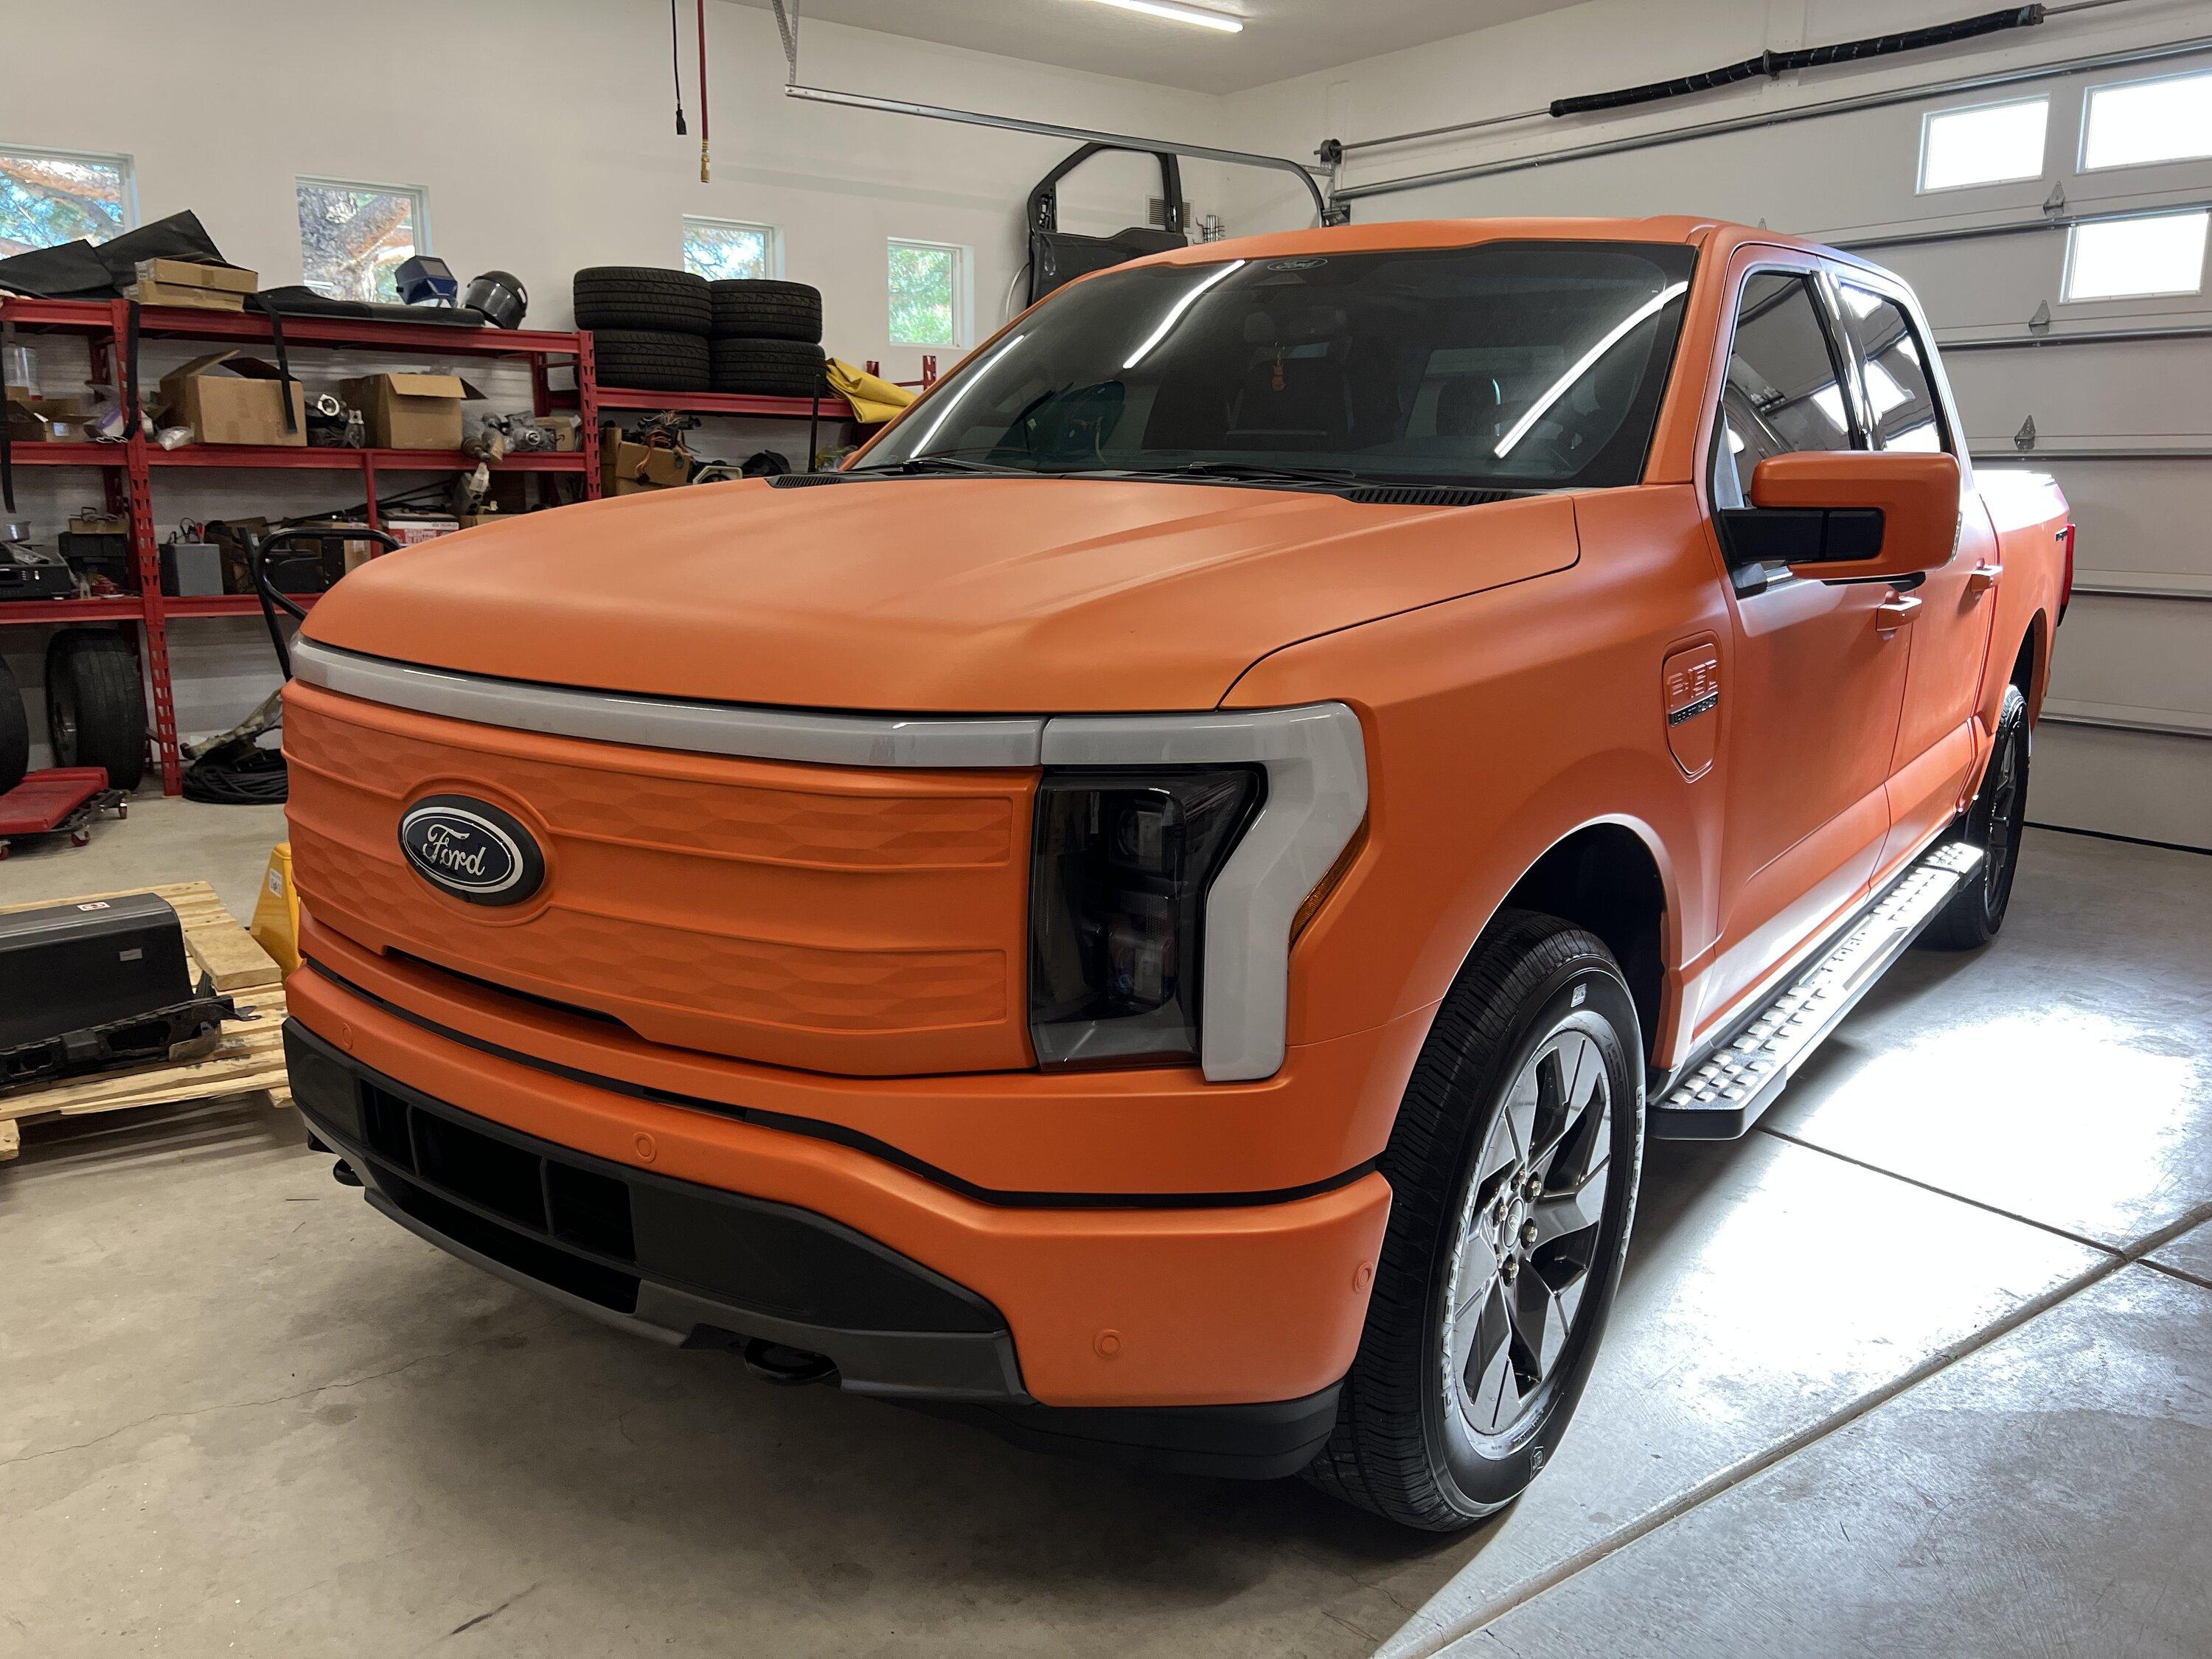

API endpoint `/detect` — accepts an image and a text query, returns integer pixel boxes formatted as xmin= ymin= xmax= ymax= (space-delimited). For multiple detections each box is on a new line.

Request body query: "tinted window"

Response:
xmin=858 ymin=241 xmax=1697 ymax=491
xmin=1840 ymin=284 xmax=1947 ymax=454
xmin=1713 ymin=272 xmax=1856 ymax=509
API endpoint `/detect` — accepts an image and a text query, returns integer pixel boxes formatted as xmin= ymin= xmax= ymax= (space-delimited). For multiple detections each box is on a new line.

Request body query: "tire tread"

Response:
xmin=1304 ymin=910 xmax=1625 ymax=1530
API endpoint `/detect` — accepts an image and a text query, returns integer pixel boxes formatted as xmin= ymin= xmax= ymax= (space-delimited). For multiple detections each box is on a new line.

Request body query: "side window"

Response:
xmin=1838 ymin=283 xmax=1949 ymax=454
xmin=1712 ymin=271 xmax=1857 ymax=509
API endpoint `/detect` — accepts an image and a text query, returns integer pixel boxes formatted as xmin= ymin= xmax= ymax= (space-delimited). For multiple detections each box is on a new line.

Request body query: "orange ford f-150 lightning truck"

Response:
xmin=279 ymin=218 xmax=2070 ymax=1529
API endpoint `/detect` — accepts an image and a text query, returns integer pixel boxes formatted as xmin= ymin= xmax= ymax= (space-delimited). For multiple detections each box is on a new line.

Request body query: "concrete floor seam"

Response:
xmin=1407 ymin=1194 xmax=2212 ymax=1656
xmin=1399 ymin=1245 xmax=2143 ymax=1657
xmin=1753 ymin=1123 xmax=2121 ymax=1256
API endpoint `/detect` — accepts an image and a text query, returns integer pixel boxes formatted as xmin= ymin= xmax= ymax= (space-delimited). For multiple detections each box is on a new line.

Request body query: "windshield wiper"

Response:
xmin=1166 ymin=459 xmax=1364 ymax=489
xmin=849 ymin=453 xmax=1034 ymax=477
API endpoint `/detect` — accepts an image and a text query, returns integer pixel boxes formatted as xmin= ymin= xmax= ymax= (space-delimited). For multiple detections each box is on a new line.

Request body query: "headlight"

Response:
xmin=1028 ymin=768 xmax=1262 ymax=1067
xmin=1029 ymin=703 xmax=1367 ymax=1082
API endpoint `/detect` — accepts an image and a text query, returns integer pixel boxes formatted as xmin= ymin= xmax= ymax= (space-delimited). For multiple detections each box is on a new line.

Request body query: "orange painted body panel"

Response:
xmin=288 ymin=960 xmax=1390 ymax=1408
xmin=281 ymin=217 xmax=2072 ymax=1410
xmin=300 ymin=915 xmax=1436 ymax=1197
xmin=285 ymin=679 xmax=1036 ymax=1075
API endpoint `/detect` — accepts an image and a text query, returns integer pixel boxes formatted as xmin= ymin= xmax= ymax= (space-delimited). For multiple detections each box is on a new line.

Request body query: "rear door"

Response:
xmin=1694 ymin=252 xmax=1912 ymax=1040
xmin=1832 ymin=271 xmax=2000 ymax=872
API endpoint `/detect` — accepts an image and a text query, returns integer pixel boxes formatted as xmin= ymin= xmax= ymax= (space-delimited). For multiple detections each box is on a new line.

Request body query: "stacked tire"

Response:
xmin=571 ymin=269 xmax=829 ymax=399
xmin=573 ymin=268 xmax=712 ymax=391
xmin=708 ymin=279 xmax=827 ymax=397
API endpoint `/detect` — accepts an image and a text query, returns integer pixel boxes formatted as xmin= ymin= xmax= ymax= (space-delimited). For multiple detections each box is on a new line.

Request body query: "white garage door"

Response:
xmin=1343 ymin=35 xmax=2212 ymax=850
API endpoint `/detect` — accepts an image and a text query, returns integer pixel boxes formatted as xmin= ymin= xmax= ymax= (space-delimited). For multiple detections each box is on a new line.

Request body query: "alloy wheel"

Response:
xmin=1442 ymin=1021 xmax=1614 ymax=1441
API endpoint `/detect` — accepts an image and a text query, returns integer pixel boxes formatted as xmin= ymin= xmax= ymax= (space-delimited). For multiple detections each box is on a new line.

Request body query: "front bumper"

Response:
xmin=285 ymin=971 xmax=1392 ymax=1475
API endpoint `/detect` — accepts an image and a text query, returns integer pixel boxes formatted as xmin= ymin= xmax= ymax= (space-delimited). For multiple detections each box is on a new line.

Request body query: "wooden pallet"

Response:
xmin=0 ymin=880 xmax=289 ymax=1164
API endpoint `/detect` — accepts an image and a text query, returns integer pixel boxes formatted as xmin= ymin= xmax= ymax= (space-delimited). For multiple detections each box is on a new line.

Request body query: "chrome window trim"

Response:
xmin=290 ymin=639 xmax=1047 ymax=769
xmin=293 ymin=639 xmax=1368 ymax=1085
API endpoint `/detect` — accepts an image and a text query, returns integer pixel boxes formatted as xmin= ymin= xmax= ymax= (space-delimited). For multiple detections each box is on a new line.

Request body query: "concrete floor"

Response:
xmin=2 ymin=806 xmax=2209 ymax=1657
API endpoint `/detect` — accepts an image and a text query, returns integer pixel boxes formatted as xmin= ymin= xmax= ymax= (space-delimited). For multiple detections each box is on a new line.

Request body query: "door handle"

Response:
xmin=1966 ymin=563 xmax=2003 ymax=596
xmin=1875 ymin=594 xmax=1922 ymax=636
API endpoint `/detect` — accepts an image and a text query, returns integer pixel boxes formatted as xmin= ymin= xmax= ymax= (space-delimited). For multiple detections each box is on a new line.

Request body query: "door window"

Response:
xmin=1712 ymin=272 xmax=1858 ymax=509
xmin=1837 ymin=283 xmax=1950 ymax=454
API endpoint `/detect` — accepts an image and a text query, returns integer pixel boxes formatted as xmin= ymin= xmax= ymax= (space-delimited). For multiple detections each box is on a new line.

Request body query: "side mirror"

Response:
xmin=1718 ymin=451 xmax=1961 ymax=584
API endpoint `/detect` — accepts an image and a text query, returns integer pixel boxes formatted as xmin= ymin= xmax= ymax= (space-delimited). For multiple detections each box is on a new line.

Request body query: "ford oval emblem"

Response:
xmin=397 ymin=796 xmax=544 ymax=907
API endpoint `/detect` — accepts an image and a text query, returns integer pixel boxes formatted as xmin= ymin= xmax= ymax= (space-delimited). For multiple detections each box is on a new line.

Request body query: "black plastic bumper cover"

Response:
xmin=285 ymin=1020 xmax=1340 ymax=1479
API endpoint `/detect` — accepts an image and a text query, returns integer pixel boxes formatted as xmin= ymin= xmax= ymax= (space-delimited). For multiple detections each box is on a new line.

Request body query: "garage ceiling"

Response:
xmin=729 ymin=0 xmax=1576 ymax=93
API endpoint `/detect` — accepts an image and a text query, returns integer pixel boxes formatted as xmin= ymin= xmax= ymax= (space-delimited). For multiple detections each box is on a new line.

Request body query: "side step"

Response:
xmin=1652 ymin=841 xmax=1984 ymax=1141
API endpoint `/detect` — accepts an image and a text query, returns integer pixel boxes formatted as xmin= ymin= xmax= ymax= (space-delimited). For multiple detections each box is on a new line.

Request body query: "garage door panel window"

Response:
xmin=2062 ymin=209 xmax=2211 ymax=303
xmin=1712 ymin=271 xmax=1858 ymax=510
xmin=0 ymin=147 xmax=133 ymax=254
xmin=684 ymin=217 xmax=780 ymax=281
xmin=1918 ymin=96 xmax=2051 ymax=193
xmin=2081 ymin=69 xmax=2212 ymax=172
xmin=297 ymin=178 xmax=428 ymax=304
xmin=1838 ymin=285 xmax=1947 ymax=456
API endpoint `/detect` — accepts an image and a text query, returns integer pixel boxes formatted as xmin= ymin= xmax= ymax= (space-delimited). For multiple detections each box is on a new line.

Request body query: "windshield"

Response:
xmin=856 ymin=240 xmax=1697 ymax=491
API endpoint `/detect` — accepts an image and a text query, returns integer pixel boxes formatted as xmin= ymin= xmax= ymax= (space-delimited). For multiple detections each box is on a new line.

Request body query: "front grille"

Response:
xmin=282 ymin=680 xmax=1035 ymax=1076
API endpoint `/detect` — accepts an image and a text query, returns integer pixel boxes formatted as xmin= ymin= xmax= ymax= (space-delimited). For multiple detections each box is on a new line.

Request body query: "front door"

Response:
xmin=1694 ymin=255 xmax=1912 ymax=1041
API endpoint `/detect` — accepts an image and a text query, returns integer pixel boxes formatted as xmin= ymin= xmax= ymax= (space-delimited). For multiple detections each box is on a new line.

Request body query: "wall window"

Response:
xmin=888 ymin=239 xmax=967 ymax=347
xmin=1917 ymin=96 xmax=2049 ymax=192
xmin=2082 ymin=69 xmax=2212 ymax=171
xmin=2063 ymin=209 xmax=2210 ymax=302
xmin=0 ymin=146 xmax=133 ymax=256
xmin=297 ymin=178 xmax=428 ymax=303
xmin=683 ymin=216 xmax=781 ymax=280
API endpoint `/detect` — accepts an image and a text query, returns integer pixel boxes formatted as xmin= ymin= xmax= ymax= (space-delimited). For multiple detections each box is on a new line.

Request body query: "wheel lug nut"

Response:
xmin=1520 ymin=1220 xmax=1539 ymax=1247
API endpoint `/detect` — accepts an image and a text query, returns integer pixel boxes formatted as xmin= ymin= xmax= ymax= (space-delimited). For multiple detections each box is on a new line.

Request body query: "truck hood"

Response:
xmin=303 ymin=476 xmax=1580 ymax=712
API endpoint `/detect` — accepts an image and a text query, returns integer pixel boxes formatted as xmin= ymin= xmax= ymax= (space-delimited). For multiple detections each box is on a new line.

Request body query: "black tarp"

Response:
xmin=0 ymin=210 xmax=226 ymax=299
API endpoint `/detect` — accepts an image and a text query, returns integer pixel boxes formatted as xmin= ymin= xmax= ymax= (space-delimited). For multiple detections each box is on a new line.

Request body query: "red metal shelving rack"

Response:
xmin=1 ymin=296 xmax=592 ymax=793
xmin=3 ymin=296 xmax=903 ymax=794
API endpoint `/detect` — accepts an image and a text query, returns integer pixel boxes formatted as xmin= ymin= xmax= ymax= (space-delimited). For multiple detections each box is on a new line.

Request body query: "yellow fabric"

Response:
xmin=250 ymin=841 xmax=301 ymax=975
xmin=826 ymin=358 xmax=917 ymax=425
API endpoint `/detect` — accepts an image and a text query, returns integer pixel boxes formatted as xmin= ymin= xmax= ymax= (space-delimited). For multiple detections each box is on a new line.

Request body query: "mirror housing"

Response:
xmin=1719 ymin=451 xmax=1961 ymax=584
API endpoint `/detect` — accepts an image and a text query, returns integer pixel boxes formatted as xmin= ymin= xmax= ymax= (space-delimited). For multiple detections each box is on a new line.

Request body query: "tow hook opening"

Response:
xmin=741 ymin=1338 xmax=838 ymax=1387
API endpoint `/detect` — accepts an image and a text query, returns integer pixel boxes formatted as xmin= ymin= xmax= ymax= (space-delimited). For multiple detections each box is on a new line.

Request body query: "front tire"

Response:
xmin=1305 ymin=910 xmax=1645 ymax=1530
xmin=1921 ymin=683 xmax=2030 ymax=950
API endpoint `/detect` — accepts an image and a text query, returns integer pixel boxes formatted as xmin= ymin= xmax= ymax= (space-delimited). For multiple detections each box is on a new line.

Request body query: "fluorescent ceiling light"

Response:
xmin=1089 ymin=0 xmax=1245 ymax=34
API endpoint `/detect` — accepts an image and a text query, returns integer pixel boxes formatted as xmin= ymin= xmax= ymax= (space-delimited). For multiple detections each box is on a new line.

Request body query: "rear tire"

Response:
xmin=1921 ymin=683 xmax=2030 ymax=951
xmin=0 ymin=655 xmax=29 ymax=793
xmin=1304 ymin=910 xmax=1644 ymax=1531
xmin=45 ymin=628 xmax=145 ymax=792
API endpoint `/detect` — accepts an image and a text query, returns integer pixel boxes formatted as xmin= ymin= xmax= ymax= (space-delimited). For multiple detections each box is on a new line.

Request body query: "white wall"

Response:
xmin=2 ymin=0 xmax=1248 ymax=764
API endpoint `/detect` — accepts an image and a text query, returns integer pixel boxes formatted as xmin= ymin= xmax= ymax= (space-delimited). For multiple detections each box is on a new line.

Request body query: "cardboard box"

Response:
xmin=135 ymin=258 xmax=257 ymax=293
xmin=341 ymin=372 xmax=484 ymax=451
xmin=159 ymin=351 xmax=305 ymax=447
xmin=601 ymin=430 xmax=692 ymax=494
xmin=4 ymin=390 xmax=87 ymax=441
xmin=126 ymin=279 xmax=246 ymax=312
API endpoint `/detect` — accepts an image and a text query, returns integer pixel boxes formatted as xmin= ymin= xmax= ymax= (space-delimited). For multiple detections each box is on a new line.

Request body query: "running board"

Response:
xmin=1652 ymin=841 xmax=1984 ymax=1141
